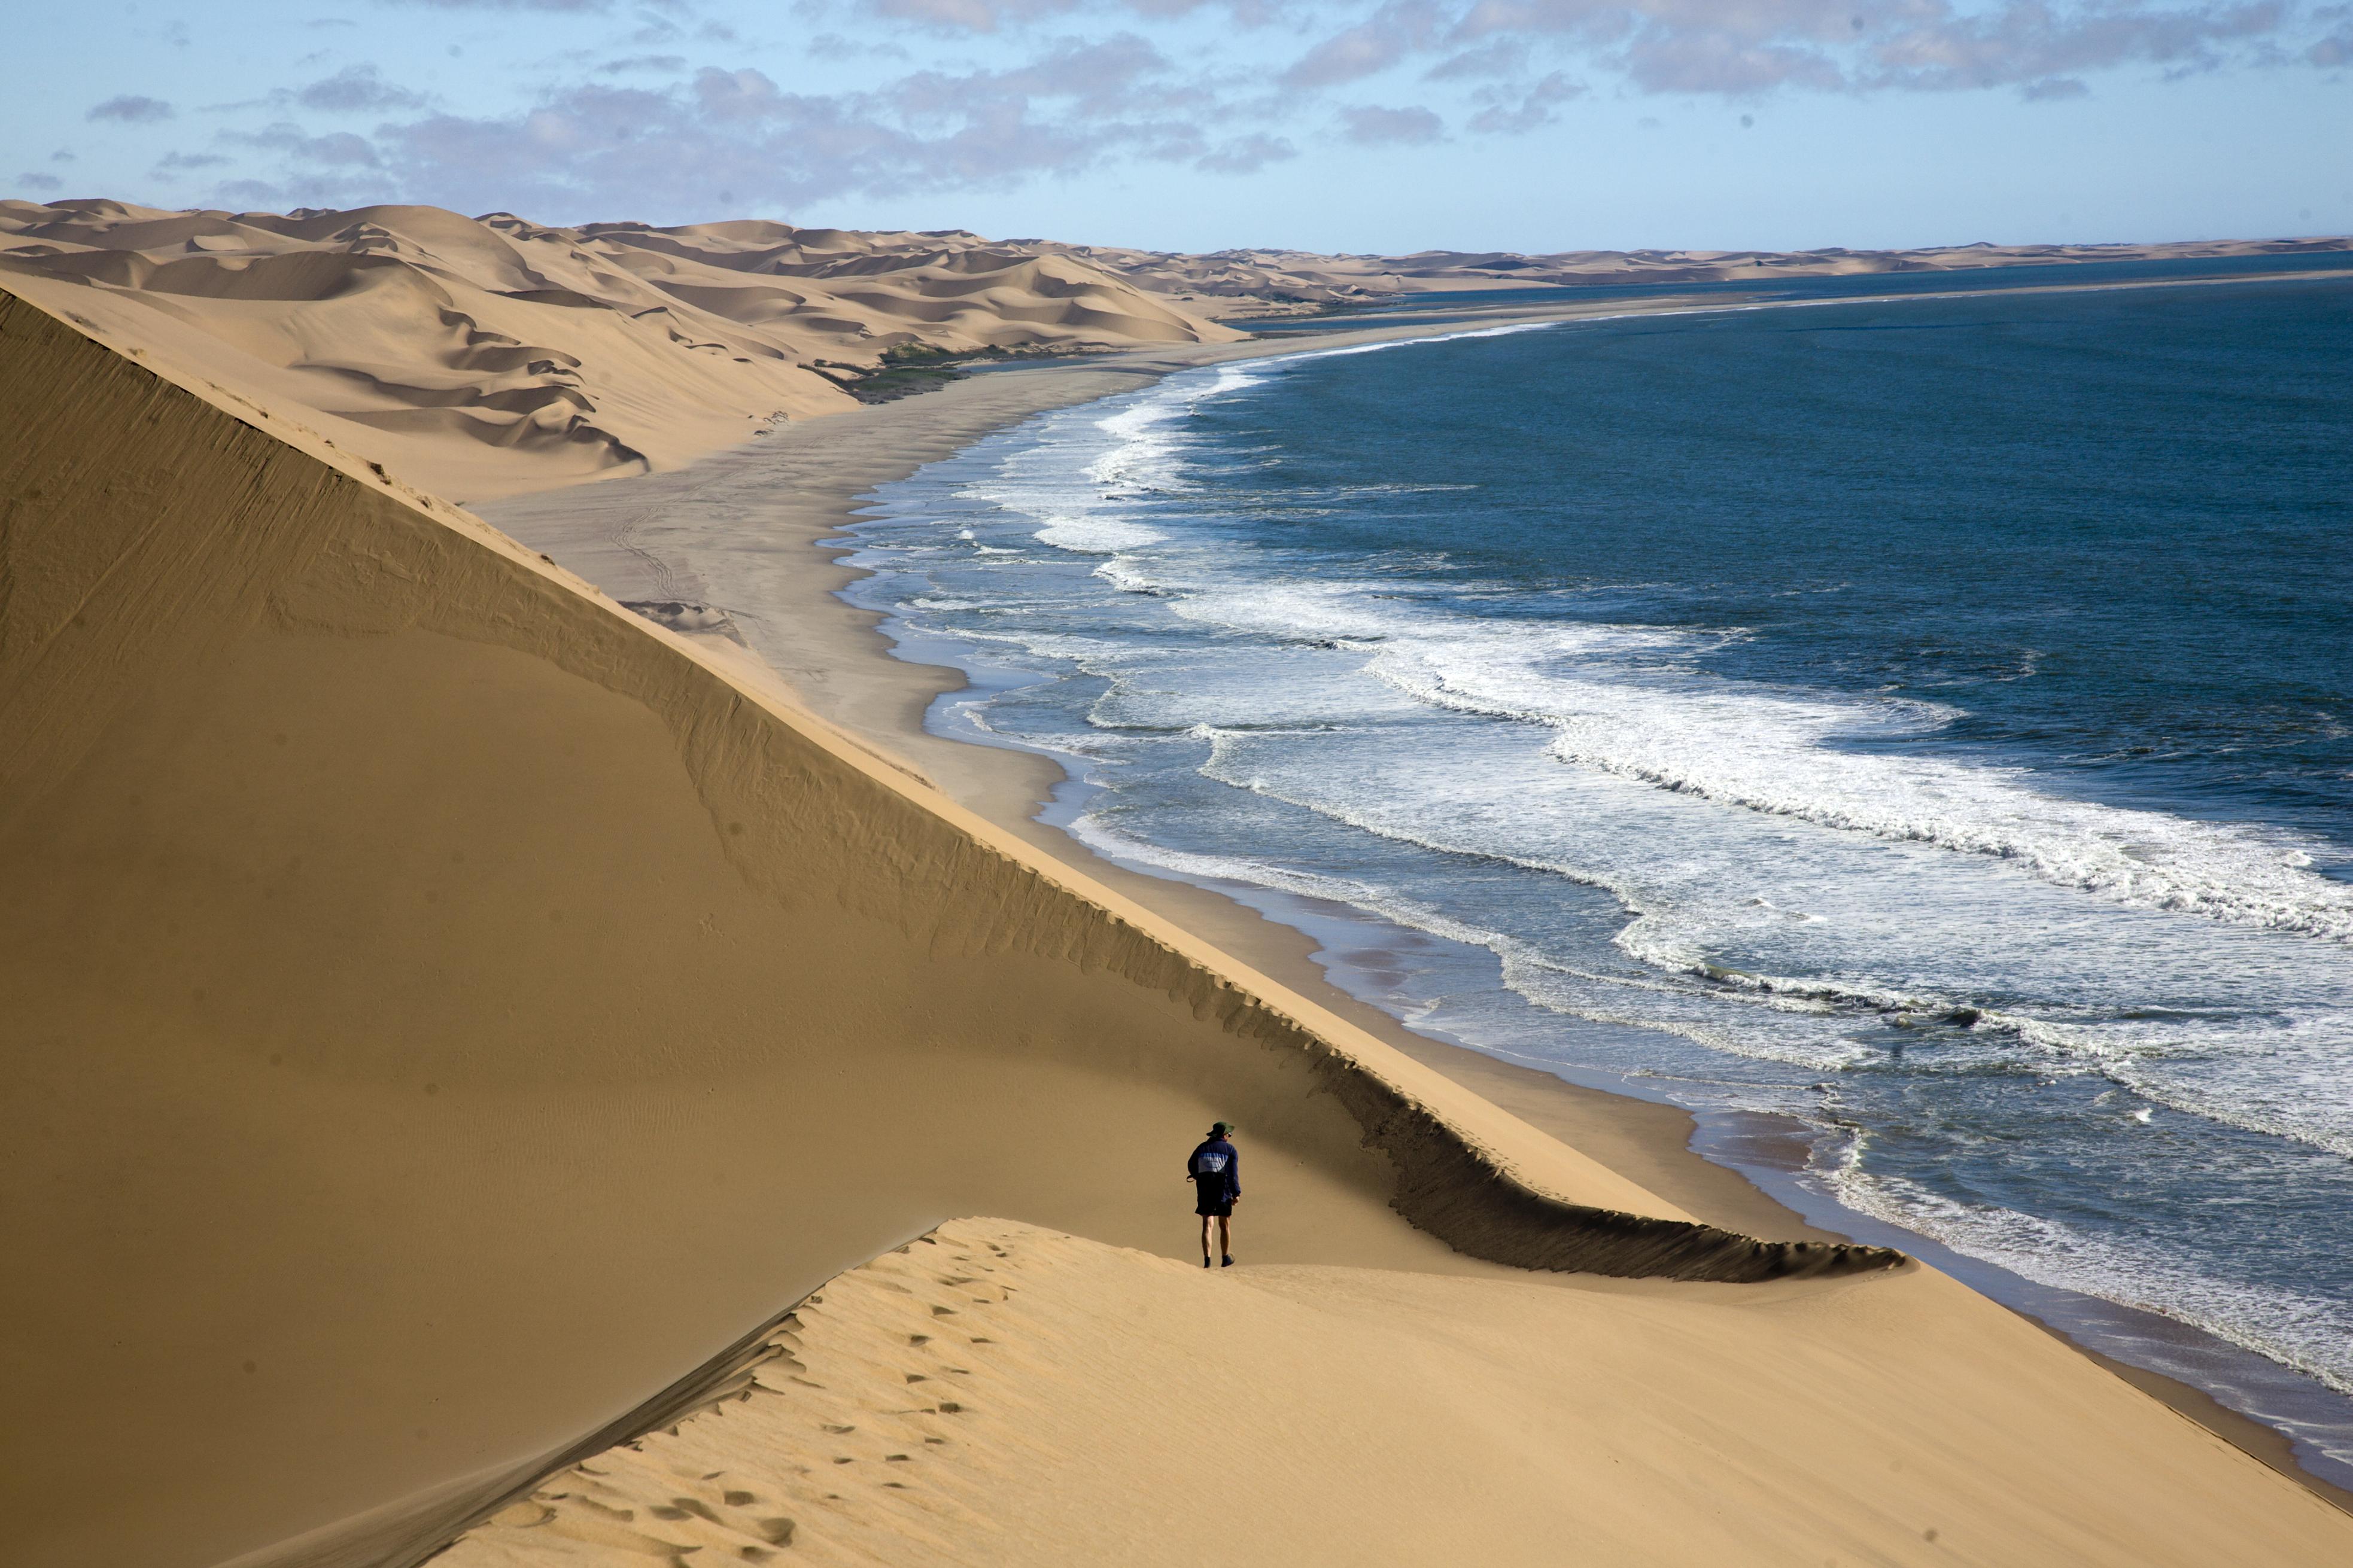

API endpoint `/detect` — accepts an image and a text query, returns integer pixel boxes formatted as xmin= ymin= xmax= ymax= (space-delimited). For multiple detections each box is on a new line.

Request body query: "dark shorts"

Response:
xmin=1194 ymin=1192 xmax=1233 ymax=1218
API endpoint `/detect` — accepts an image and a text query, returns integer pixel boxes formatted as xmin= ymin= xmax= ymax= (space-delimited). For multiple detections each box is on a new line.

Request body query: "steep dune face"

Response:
xmin=0 ymin=200 xmax=1239 ymax=503
xmin=0 ymin=288 xmax=1877 ymax=1567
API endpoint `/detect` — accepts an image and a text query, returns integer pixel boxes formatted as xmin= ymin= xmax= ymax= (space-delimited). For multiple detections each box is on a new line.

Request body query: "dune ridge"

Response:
xmin=0 ymin=199 xmax=1241 ymax=502
xmin=1 ymin=276 xmax=1912 ymax=1568
xmin=442 ymin=1219 xmax=2353 ymax=1568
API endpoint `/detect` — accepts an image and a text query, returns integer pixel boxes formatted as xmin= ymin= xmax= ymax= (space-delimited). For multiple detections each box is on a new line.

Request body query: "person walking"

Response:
xmin=1187 ymin=1121 xmax=1241 ymax=1268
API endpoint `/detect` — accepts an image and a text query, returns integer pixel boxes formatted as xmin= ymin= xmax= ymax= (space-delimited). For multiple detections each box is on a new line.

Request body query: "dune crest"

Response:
xmin=0 ymin=199 xmax=1241 ymax=502
xmin=444 ymin=1219 xmax=2353 ymax=1568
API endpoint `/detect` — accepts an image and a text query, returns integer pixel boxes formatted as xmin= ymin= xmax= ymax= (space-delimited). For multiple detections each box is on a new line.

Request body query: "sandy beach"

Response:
xmin=9 ymin=258 xmax=2353 ymax=1568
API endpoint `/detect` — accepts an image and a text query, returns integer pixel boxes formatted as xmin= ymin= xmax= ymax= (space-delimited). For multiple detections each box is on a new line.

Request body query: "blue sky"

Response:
xmin=8 ymin=1 xmax=2350 ymax=252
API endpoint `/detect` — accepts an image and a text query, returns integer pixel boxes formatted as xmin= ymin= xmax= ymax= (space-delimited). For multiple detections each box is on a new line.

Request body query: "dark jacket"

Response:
xmin=1187 ymin=1137 xmax=1240 ymax=1202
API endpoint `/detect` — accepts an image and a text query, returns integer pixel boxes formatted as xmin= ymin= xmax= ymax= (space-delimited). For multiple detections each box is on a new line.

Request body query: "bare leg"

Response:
xmin=1200 ymin=1213 xmax=1212 ymax=1264
xmin=1218 ymin=1214 xmax=1233 ymax=1263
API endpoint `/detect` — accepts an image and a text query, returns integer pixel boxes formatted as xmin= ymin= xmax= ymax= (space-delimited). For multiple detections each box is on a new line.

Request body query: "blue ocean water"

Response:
xmin=840 ymin=273 xmax=2353 ymax=1478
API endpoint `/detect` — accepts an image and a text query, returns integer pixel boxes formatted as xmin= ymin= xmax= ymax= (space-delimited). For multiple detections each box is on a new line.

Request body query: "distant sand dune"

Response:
xmin=1042 ymin=230 xmax=2353 ymax=314
xmin=0 ymin=200 xmax=1241 ymax=502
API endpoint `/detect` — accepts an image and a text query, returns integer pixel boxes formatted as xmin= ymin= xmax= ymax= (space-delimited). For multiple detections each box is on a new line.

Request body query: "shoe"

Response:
xmin=1221 ymin=1255 xmax=1235 ymax=1268
xmin=1202 ymin=1257 xmax=1211 ymax=1268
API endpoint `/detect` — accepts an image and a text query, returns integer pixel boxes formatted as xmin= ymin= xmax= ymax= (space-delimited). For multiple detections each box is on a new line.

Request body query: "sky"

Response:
xmin=7 ymin=0 xmax=2350 ymax=253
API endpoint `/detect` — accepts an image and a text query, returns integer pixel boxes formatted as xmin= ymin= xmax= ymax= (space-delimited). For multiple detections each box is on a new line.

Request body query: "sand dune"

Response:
xmin=8 ymin=254 xmax=2352 ymax=1568
xmin=439 ymin=1218 xmax=2353 ymax=1568
xmin=0 ymin=199 xmax=1239 ymax=501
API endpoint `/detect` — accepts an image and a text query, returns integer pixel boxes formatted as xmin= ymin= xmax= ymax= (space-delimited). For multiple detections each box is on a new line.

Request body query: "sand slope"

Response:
xmin=445 ymin=1219 xmax=2353 ymax=1568
xmin=1 ymin=278 xmax=1893 ymax=1568
xmin=0 ymin=199 xmax=1239 ymax=501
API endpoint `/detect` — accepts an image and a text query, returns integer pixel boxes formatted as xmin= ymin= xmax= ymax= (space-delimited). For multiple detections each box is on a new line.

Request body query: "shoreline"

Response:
xmin=480 ymin=284 xmax=2353 ymax=1512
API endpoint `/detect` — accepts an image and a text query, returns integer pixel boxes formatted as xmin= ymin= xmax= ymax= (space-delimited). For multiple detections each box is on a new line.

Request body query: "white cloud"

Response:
xmin=218 ymin=38 xmax=1288 ymax=215
xmin=1466 ymin=68 xmax=1582 ymax=130
xmin=87 ymin=95 xmax=177 ymax=123
xmin=1340 ymin=102 xmax=1447 ymax=141
xmin=103 ymin=0 xmax=2352 ymax=218
xmin=294 ymin=65 xmax=428 ymax=112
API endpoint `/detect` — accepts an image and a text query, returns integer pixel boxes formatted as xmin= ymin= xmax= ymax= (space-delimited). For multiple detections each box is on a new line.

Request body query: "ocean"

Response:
xmin=837 ymin=269 xmax=2353 ymax=1482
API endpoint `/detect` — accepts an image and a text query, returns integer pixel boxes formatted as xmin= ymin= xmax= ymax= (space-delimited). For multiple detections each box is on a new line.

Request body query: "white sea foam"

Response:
xmin=1460 ymin=660 xmax=2349 ymax=943
xmin=989 ymin=355 xmax=2353 ymax=949
xmin=1132 ymin=571 xmax=2353 ymax=946
xmin=1030 ymin=514 xmax=1167 ymax=553
xmin=1069 ymin=791 xmax=1889 ymax=1076
xmin=1190 ymin=704 xmax=2353 ymax=1149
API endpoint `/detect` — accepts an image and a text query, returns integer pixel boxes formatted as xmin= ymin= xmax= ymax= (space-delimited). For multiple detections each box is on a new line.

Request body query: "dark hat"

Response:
xmin=1210 ymin=1121 xmax=1233 ymax=1136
